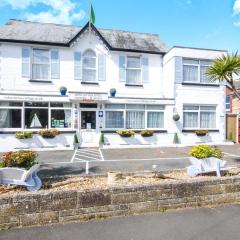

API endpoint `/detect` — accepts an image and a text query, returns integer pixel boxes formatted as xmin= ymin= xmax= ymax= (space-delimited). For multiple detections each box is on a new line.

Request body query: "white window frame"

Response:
xmin=126 ymin=56 xmax=142 ymax=85
xmin=31 ymin=48 xmax=51 ymax=81
xmin=82 ymin=49 xmax=97 ymax=83
xmin=183 ymin=59 xmax=215 ymax=84
xmin=104 ymin=104 xmax=165 ymax=130
xmin=183 ymin=104 xmax=217 ymax=130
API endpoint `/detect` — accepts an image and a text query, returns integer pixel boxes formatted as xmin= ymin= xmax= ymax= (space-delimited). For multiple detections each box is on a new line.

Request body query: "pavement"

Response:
xmin=1 ymin=204 xmax=240 ymax=240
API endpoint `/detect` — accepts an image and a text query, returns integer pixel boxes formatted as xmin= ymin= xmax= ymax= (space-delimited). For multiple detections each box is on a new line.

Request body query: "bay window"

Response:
xmin=32 ymin=49 xmax=50 ymax=80
xmin=82 ymin=49 xmax=97 ymax=82
xmin=183 ymin=105 xmax=216 ymax=129
xmin=126 ymin=57 xmax=141 ymax=85
xmin=105 ymin=104 xmax=124 ymax=129
xmin=147 ymin=105 xmax=164 ymax=128
xmin=126 ymin=104 xmax=145 ymax=129
xmin=183 ymin=59 xmax=212 ymax=83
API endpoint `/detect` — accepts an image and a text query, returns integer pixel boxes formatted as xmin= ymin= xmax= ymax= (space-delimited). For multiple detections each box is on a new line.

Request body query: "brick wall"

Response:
xmin=1 ymin=176 xmax=240 ymax=230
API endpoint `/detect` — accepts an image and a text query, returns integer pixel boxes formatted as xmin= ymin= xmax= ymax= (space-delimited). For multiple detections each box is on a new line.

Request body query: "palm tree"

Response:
xmin=206 ymin=52 xmax=240 ymax=99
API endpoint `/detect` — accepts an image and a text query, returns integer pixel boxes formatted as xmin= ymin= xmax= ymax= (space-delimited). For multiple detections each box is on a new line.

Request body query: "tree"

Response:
xmin=206 ymin=52 xmax=240 ymax=99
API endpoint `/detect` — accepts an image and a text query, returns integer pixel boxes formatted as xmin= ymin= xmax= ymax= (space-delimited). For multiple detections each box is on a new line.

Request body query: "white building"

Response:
xmin=0 ymin=20 xmax=227 ymax=151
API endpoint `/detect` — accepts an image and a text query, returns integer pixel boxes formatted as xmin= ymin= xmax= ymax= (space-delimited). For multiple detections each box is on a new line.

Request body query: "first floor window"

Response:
xmin=226 ymin=96 xmax=230 ymax=112
xmin=25 ymin=108 xmax=49 ymax=129
xmin=147 ymin=112 xmax=164 ymax=128
xmin=0 ymin=109 xmax=21 ymax=128
xmin=126 ymin=57 xmax=141 ymax=85
xmin=51 ymin=109 xmax=71 ymax=128
xmin=183 ymin=105 xmax=216 ymax=129
xmin=105 ymin=111 xmax=124 ymax=128
xmin=126 ymin=111 xmax=145 ymax=129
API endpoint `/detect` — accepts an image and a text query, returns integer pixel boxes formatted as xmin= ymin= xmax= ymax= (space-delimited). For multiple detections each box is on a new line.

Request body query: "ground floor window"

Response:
xmin=183 ymin=105 xmax=216 ymax=129
xmin=104 ymin=104 xmax=165 ymax=129
xmin=0 ymin=101 xmax=72 ymax=130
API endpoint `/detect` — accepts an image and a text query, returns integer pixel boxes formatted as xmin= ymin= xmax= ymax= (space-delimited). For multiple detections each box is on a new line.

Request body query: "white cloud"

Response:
xmin=1 ymin=0 xmax=85 ymax=24
xmin=233 ymin=0 xmax=240 ymax=15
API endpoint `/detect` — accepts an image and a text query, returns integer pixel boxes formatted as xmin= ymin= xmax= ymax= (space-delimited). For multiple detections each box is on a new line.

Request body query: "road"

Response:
xmin=1 ymin=205 xmax=240 ymax=240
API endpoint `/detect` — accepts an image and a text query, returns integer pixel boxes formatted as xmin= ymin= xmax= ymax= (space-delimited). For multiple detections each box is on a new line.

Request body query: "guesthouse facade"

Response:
xmin=0 ymin=20 xmax=227 ymax=150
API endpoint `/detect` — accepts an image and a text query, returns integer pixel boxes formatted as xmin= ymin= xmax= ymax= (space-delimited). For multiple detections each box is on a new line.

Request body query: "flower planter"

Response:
xmin=60 ymin=90 xmax=67 ymax=96
xmin=196 ymin=133 xmax=207 ymax=137
xmin=141 ymin=134 xmax=153 ymax=137
xmin=119 ymin=134 xmax=133 ymax=137
xmin=110 ymin=88 xmax=116 ymax=97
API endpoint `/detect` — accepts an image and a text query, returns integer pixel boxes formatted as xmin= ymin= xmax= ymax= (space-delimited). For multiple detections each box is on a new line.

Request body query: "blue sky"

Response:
xmin=0 ymin=0 xmax=239 ymax=52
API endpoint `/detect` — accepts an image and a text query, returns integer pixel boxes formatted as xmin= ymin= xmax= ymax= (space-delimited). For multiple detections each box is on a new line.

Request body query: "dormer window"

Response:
xmin=32 ymin=48 xmax=50 ymax=80
xmin=82 ymin=49 xmax=97 ymax=82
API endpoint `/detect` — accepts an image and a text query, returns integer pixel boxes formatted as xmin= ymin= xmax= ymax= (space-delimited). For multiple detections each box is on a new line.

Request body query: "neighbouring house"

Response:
xmin=0 ymin=19 xmax=227 ymax=151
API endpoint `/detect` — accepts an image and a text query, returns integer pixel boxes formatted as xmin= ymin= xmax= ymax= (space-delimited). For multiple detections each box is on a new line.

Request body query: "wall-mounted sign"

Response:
xmin=69 ymin=93 xmax=108 ymax=102
xmin=98 ymin=111 xmax=103 ymax=118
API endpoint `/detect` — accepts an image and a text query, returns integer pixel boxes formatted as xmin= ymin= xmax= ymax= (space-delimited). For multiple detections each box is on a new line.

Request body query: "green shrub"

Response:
xmin=116 ymin=130 xmax=135 ymax=137
xmin=73 ymin=134 xmax=79 ymax=144
xmin=173 ymin=132 xmax=180 ymax=144
xmin=189 ymin=144 xmax=223 ymax=159
xmin=228 ymin=132 xmax=233 ymax=141
xmin=39 ymin=129 xmax=60 ymax=138
xmin=15 ymin=131 xmax=33 ymax=139
xmin=1 ymin=150 xmax=38 ymax=169
xmin=140 ymin=129 xmax=154 ymax=137
xmin=99 ymin=132 xmax=105 ymax=144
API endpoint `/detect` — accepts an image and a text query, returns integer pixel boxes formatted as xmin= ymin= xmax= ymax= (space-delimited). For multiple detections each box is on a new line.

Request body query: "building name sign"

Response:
xmin=0 ymin=95 xmax=69 ymax=102
xmin=70 ymin=93 xmax=108 ymax=102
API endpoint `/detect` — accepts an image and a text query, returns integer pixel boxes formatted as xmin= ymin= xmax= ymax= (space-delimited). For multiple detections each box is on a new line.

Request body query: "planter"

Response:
xmin=141 ymin=134 xmax=153 ymax=137
xmin=196 ymin=133 xmax=207 ymax=137
xmin=119 ymin=134 xmax=133 ymax=137
xmin=173 ymin=113 xmax=180 ymax=121
xmin=195 ymin=130 xmax=208 ymax=137
xmin=110 ymin=88 xmax=116 ymax=97
xmin=107 ymin=171 xmax=123 ymax=185
xmin=59 ymin=86 xmax=67 ymax=96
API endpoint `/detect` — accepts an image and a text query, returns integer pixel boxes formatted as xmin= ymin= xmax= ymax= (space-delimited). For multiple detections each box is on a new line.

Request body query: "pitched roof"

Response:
xmin=0 ymin=19 xmax=167 ymax=54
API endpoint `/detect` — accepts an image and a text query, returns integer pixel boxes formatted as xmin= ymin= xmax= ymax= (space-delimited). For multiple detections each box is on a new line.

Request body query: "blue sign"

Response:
xmin=98 ymin=111 xmax=103 ymax=117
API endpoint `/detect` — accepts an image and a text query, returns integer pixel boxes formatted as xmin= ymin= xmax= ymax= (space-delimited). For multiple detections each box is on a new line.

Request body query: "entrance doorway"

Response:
xmin=81 ymin=111 xmax=96 ymax=129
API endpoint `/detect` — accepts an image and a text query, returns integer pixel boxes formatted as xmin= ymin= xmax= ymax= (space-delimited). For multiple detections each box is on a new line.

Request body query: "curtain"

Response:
xmin=200 ymin=112 xmax=216 ymax=128
xmin=183 ymin=65 xmax=198 ymax=82
xmin=200 ymin=66 xmax=210 ymax=83
xmin=126 ymin=111 xmax=145 ymax=129
xmin=126 ymin=69 xmax=141 ymax=85
xmin=147 ymin=112 xmax=164 ymax=128
xmin=105 ymin=111 xmax=124 ymax=128
xmin=183 ymin=112 xmax=198 ymax=128
xmin=0 ymin=109 xmax=9 ymax=128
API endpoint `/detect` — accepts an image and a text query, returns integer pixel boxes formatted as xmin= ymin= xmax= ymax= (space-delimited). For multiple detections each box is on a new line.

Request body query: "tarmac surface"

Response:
xmin=1 ymin=204 xmax=240 ymax=240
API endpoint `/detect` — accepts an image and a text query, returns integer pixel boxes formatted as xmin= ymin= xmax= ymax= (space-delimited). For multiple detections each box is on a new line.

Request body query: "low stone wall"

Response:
xmin=1 ymin=176 xmax=240 ymax=230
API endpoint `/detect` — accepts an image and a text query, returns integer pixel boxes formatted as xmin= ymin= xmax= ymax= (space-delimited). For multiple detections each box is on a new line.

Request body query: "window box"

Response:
xmin=116 ymin=130 xmax=135 ymax=137
xmin=140 ymin=129 xmax=154 ymax=137
xmin=195 ymin=130 xmax=209 ymax=137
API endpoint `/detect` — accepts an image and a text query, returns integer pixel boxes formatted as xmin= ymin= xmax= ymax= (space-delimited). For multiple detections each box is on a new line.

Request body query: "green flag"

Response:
xmin=89 ymin=4 xmax=95 ymax=24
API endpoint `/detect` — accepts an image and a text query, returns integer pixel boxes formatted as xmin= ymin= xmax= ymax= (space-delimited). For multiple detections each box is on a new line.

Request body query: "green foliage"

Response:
xmin=39 ymin=129 xmax=60 ymax=138
xmin=1 ymin=150 xmax=38 ymax=169
xmin=189 ymin=145 xmax=223 ymax=159
xmin=99 ymin=132 xmax=105 ymax=144
xmin=73 ymin=134 xmax=79 ymax=144
xmin=195 ymin=130 xmax=209 ymax=136
xmin=15 ymin=131 xmax=33 ymax=139
xmin=140 ymin=129 xmax=154 ymax=137
xmin=116 ymin=130 xmax=135 ymax=137
xmin=228 ymin=132 xmax=233 ymax=141
xmin=173 ymin=132 xmax=180 ymax=144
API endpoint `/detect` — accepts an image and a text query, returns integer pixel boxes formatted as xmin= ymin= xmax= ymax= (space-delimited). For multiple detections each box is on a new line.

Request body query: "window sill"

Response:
xmin=125 ymin=84 xmax=143 ymax=87
xmin=0 ymin=130 xmax=76 ymax=134
xmin=182 ymin=129 xmax=219 ymax=133
xmin=81 ymin=82 xmax=99 ymax=85
xmin=29 ymin=80 xmax=52 ymax=83
xmin=101 ymin=129 xmax=167 ymax=133
xmin=182 ymin=82 xmax=220 ymax=87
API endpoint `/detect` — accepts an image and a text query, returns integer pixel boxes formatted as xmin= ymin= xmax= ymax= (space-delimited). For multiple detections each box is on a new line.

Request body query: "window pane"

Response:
xmin=0 ymin=102 xmax=22 ymax=106
xmin=127 ymin=57 xmax=141 ymax=68
xmin=226 ymin=96 xmax=230 ymax=104
xmin=80 ymin=103 xmax=97 ymax=108
xmin=0 ymin=109 xmax=21 ymax=128
xmin=126 ymin=69 xmax=141 ymax=85
xmin=200 ymin=112 xmax=216 ymax=128
xmin=126 ymin=111 xmax=145 ymax=129
xmin=83 ymin=57 xmax=96 ymax=68
xmin=25 ymin=102 xmax=48 ymax=107
xmin=183 ymin=112 xmax=198 ymax=128
xmin=32 ymin=64 xmax=49 ymax=80
xmin=51 ymin=109 xmax=71 ymax=128
xmin=82 ymin=69 xmax=96 ymax=82
xmin=183 ymin=59 xmax=199 ymax=65
xmin=200 ymin=60 xmax=212 ymax=66
xmin=105 ymin=111 xmax=124 ymax=128
xmin=147 ymin=112 xmax=164 ymax=128
xmin=183 ymin=65 xmax=198 ymax=82
xmin=25 ymin=109 xmax=48 ymax=129
xmin=146 ymin=105 xmax=165 ymax=110
xmin=200 ymin=106 xmax=216 ymax=111
xmin=126 ymin=104 xmax=145 ymax=110
xmin=33 ymin=49 xmax=49 ymax=63
xmin=200 ymin=66 xmax=211 ymax=83
xmin=105 ymin=104 xmax=125 ymax=109
xmin=183 ymin=106 xmax=199 ymax=110
xmin=50 ymin=102 xmax=71 ymax=108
